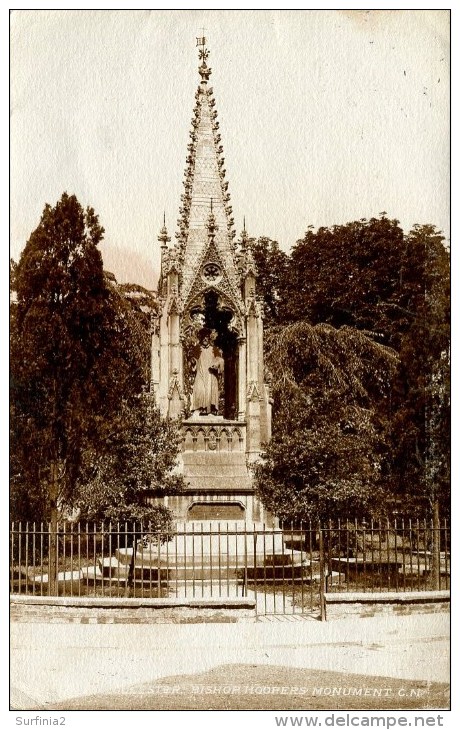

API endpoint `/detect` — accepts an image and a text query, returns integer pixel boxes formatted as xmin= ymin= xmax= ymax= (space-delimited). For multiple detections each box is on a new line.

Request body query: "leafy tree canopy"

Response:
xmin=75 ymin=395 xmax=183 ymax=529
xmin=10 ymin=193 xmax=179 ymax=525
xmin=254 ymin=217 xmax=449 ymax=520
xmin=11 ymin=193 xmax=109 ymax=518
xmin=389 ymin=224 xmax=450 ymax=513
xmin=250 ymin=237 xmax=289 ymax=324
xmin=278 ymin=215 xmax=448 ymax=351
xmin=255 ymin=321 xmax=398 ymax=522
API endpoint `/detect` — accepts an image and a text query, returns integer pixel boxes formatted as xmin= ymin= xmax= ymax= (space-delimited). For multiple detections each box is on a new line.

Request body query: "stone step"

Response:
xmin=96 ymin=559 xmax=166 ymax=581
xmin=81 ymin=567 xmax=243 ymax=590
xmin=98 ymin=556 xmax=244 ymax=581
xmin=30 ymin=570 xmax=83 ymax=584
xmin=113 ymin=555 xmax=310 ymax=577
xmin=81 ymin=565 xmax=106 ymax=582
xmin=114 ymin=532 xmax=301 ymax=561
xmin=82 ymin=563 xmax=326 ymax=585
xmin=98 ymin=556 xmax=129 ymax=578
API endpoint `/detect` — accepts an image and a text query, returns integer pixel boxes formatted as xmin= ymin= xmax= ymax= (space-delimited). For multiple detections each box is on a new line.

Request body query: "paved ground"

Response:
xmin=10 ymin=612 xmax=450 ymax=711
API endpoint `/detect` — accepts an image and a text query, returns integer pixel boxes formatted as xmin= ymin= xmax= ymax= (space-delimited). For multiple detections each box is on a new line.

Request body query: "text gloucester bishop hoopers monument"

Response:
xmin=150 ymin=39 xmax=273 ymax=524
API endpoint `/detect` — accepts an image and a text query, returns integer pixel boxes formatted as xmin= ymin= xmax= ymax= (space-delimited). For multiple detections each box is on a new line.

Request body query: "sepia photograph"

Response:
xmin=9 ymin=7 xmax=450 ymax=720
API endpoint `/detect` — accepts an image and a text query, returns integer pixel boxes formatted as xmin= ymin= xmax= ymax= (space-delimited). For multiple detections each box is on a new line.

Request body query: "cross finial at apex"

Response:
xmin=197 ymin=33 xmax=212 ymax=82
xmin=196 ymin=30 xmax=206 ymax=47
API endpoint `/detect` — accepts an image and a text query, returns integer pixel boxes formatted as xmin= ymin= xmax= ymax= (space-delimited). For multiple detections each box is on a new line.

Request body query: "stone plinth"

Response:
xmin=118 ymin=525 xmax=288 ymax=565
xmin=180 ymin=417 xmax=252 ymax=504
xmin=182 ymin=452 xmax=252 ymax=492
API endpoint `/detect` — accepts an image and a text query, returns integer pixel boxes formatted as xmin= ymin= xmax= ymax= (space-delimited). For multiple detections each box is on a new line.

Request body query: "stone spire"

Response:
xmin=177 ymin=38 xmax=239 ymax=304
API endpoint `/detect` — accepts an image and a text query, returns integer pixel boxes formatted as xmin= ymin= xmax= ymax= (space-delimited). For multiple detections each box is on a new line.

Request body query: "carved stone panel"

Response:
xmin=182 ymin=424 xmax=244 ymax=452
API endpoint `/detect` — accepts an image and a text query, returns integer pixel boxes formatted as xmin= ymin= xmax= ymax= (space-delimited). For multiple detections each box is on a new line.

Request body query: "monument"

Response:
xmin=150 ymin=38 xmax=272 ymax=525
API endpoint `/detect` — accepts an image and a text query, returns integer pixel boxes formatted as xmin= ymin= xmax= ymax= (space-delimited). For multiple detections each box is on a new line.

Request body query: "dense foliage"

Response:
xmin=252 ymin=216 xmax=450 ymax=521
xmin=75 ymin=395 xmax=182 ymax=529
xmin=250 ymin=237 xmax=289 ymax=325
xmin=389 ymin=225 xmax=450 ymax=515
xmin=279 ymin=216 xmax=409 ymax=347
xmin=10 ymin=193 xmax=182 ymax=525
xmin=254 ymin=322 xmax=398 ymax=521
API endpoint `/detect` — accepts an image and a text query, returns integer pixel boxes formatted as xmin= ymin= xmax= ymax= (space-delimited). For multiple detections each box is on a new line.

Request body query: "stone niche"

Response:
xmin=181 ymin=290 xmax=240 ymax=422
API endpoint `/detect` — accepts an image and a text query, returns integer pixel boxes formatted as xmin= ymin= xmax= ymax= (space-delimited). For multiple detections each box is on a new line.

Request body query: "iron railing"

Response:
xmin=10 ymin=519 xmax=450 ymax=616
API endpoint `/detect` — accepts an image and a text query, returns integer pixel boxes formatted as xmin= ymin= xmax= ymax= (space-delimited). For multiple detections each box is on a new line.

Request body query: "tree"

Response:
xmin=75 ymin=394 xmax=183 ymax=528
xmin=10 ymin=194 xmax=150 ymax=525
xmin=280 ymin=216 xmax=410 ymax=347
xmin=250 ymin=237 xmax=289 ymax=324
xmin=11 ymin=193 xmax=187 ymax=588
xmin=10 ymin=258 xmax=17 ymax=295
xmin=75 ymin=394 xmax=184 ymax=588
xmin=390 ymin=225 xmax=450 ymax=520
xmin=254 ymin=321 xmax=398 ymax=522
xmin=271 ymin=216 xmax=450 ymax=522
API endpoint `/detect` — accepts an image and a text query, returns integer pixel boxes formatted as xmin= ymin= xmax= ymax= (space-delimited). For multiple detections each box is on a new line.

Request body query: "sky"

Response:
xmin=10 ymin=9 xmax=450 ymax=289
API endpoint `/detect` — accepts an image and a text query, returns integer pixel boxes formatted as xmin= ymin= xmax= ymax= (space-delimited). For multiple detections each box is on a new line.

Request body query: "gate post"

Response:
xmin=319 ymin=524 xmax=326 ymax=621
xmin=253 ymin=526 xmax=258 ymax=614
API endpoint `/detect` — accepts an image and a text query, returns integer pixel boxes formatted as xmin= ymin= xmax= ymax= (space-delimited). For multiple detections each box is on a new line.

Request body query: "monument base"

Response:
xmin=147 ymin=416 xmax=272 ymax=524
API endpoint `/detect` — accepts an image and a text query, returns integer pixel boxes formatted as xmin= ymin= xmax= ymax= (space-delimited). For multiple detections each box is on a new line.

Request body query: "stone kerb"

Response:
xmin=324 ymin=590 xmax=450 ymax=620
xmin=10 ymin=595 xmax=257 ymax=624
